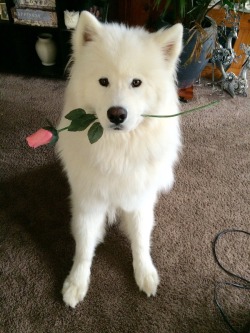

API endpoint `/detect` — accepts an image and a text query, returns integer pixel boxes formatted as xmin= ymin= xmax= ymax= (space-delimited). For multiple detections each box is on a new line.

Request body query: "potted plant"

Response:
xmin=152 ymin=0 xmax=245 ymax=88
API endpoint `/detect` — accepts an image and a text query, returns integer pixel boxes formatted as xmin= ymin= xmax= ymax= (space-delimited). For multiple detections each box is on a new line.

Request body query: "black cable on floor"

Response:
xmin=212 ymin=229 xmax=250 ymax=333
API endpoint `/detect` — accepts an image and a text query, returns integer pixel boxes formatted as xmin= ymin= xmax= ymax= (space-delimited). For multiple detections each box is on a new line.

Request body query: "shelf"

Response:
xmin=0 ymin=13 xmax=72 ymax=78
xmin=0 ymin=0 xmax=76 ymax=78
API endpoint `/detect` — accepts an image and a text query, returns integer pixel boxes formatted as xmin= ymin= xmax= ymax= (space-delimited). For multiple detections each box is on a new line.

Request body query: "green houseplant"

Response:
xmin=153 ymin=0 xmax=245 ymax=88
xmin=154 ymin=0 xmax=247 ymax=27
xmin=154 ymin=0 xmax=213 ymax=27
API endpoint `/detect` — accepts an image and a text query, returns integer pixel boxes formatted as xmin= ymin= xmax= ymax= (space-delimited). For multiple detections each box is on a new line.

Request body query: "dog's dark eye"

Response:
xmin=99 ymin=78 xmax=109 ymax=87
xmin=131 ymin=79 xmax=142 ymax=88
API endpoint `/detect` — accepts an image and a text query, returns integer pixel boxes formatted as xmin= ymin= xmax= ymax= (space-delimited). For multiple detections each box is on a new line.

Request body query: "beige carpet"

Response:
xmin=0 ymin=73 xmax=249 ymax=333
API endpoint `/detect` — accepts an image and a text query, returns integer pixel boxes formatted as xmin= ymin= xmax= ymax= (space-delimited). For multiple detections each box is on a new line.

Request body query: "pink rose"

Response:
xmin=26 ymin=128 xmax=55 ymax=148
xmin=26 ymin=108 xmax=104 ymax=148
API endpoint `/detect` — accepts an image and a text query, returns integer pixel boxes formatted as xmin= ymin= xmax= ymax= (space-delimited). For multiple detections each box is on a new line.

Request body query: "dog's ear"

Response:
xmin=72 ymin=11 xmax=102 ymax=55
xmin=154 ymin=24 xmax=183 ymax=67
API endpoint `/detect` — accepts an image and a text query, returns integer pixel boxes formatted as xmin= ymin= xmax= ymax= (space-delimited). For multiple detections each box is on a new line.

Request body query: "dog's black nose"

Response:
xmin=107 ymin=107 xmax=127 ymax=125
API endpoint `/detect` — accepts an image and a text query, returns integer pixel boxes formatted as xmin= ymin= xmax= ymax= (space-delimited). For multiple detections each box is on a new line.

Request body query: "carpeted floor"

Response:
xmin=0 ymin=73 xmax=249 ymax=333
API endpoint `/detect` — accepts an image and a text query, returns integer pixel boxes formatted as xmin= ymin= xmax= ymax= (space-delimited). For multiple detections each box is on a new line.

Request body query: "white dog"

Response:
xmin=57 ymin=11 xmax=183 ymax=308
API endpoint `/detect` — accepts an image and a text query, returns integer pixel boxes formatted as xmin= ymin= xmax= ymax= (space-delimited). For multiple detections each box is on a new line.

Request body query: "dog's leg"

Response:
xmin=121 ymin=204 xmax=159 ymax=297
xmin=62 ymin=200 xmax=106 ymax=308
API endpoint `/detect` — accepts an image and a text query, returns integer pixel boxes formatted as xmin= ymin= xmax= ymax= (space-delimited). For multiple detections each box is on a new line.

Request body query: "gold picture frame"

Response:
xmin=0 ymin=2 xmax=9 ymax=20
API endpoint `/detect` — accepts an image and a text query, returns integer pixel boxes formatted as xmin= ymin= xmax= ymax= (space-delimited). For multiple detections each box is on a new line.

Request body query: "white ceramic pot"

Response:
xmin=35 ymin=33 xmax=57 ymax=66
xmin=64 ymin=10 xmax=79 ymax=29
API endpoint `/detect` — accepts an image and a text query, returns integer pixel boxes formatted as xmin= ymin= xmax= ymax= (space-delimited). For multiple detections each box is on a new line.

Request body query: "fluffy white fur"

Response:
xmin=57 ymin=11 xmax=183 ymax=308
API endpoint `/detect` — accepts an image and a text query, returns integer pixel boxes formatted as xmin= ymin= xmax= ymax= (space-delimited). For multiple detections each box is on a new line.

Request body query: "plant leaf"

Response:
xmin=65 ymin=108 xmax=86 ymax=120
xmin=88 ymin=122 xmax=104 ymax=144
xmin=68 ymin=114 xmax=97 ymax=131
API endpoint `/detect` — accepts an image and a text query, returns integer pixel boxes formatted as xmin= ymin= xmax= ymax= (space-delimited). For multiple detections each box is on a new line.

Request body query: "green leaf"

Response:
xmin=88 ymin=122 xmax=104 ymax=144
xmin=68 ymin=114 xmax=97 ymax=131
xmin=65 ymin=108 xmax=86 ymax=120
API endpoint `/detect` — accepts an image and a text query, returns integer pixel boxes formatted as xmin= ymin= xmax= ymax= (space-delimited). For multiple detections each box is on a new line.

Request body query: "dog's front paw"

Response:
xmin=62 ymin=276 xmax=89 ymax=308
xmin=134 ymin=262 xmax=160 ymax=297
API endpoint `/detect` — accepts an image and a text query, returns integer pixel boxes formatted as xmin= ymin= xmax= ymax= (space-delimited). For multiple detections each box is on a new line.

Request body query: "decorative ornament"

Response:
xmin=35 ymin=33 xmax=57 ymax=66
xmin=64 ymin=10 xmax=79 ymax=29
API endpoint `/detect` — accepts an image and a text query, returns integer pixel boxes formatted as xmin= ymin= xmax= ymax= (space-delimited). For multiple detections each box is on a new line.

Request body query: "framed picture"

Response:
xmin=0 ymin=2 xmax=9 ymax=20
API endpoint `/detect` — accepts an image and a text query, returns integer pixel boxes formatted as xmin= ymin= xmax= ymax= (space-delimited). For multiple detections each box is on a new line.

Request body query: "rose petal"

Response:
xmin=26 ymin=128 xmax=53 ymax=148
